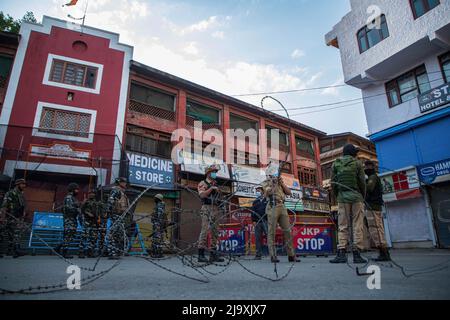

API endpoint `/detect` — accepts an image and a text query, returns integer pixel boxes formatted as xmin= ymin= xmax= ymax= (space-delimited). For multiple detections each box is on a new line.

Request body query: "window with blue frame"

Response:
xmin=410 ymin=0 xmax=440 ymax=19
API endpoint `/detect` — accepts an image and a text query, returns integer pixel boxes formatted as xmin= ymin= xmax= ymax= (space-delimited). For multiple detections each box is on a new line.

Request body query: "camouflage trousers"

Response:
xmin=151 ymin=221 xmax=164 ymax=256
xmin=62 ymin=217 xmax=78 ymax=251
xmin=79 ymin=220 xmax=97 ymax=254
xmin=97 ymin=219 xmax=108 ymax=253
xmin=107 ymin=215 xmax=125 ymax=256
xmin=0 ymin=217 xmax=23 ymax=254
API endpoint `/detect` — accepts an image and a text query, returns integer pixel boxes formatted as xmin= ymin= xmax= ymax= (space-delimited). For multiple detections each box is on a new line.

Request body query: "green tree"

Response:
xmin=0 ymin=11 xmax=37 ymax=34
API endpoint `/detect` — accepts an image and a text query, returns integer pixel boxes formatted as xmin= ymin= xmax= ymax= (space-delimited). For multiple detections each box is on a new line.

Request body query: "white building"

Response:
xmin=326 ymin=0 xmax=450 ymax=248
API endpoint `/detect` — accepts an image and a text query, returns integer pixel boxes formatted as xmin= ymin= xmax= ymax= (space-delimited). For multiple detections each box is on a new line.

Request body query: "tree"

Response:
xmin=0 ymin=11 xmax=37 ymax=34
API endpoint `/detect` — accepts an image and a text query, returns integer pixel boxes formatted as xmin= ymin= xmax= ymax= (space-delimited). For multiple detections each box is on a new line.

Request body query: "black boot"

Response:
xmin=209 ymin=251 xmax=224 ymax=263
xmin=373 ymin=247 xmax=391 ymax=262
xmin=198 ymin=249 xmax=208 ymax=263
xmin=78 ymin=251 xmax=85 ymax=259
xmin=352 ymin=249 xmax=367 ymax=264
xmin=288 ymin=255 xmax=301 ymax=263
xmin=271 ymin=256 xmax=280 ymax=263
xmin=0 ymin=254 xmax=3 ymax=258
xmin=330 ymin=249 xmax=347 ymax=264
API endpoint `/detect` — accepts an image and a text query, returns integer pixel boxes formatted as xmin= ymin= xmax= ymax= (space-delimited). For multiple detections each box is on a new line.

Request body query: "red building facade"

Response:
xmin=0 ymin=16 xmax=133 ymax=214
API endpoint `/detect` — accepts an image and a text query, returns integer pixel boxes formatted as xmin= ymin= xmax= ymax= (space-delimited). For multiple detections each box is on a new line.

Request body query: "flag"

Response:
xmin=64 ymin=0 xmax=78 ymax=6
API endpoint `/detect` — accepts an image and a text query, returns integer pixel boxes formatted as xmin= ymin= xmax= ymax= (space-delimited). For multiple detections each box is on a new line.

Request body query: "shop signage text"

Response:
xmin=127 ymin=152 xmax=174 ymax=189
xmin=419 ymin=83 xmax=450 ymax=113
xmin=418 ymin=158 xmax=450 ymax=185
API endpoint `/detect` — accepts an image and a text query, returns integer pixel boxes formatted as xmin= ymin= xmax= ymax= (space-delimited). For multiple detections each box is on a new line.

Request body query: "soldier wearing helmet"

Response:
xmin=197 ymin=164 xmax=224 ymax=263
xmin=79 ymin=189 xmax=102 ymax=258
xmin=0 ymin=179 xmax=27 ymax=258
xmin=57 ymin=182 xmax=81 ymax=259
xmin=106 ymin=177 xmax=130 ymax=259
xmin=151 ymin=194 xmax=167 ymax=258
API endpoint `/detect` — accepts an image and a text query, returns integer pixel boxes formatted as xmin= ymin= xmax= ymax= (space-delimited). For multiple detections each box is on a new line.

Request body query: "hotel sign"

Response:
xmin=418 ymin=83 xmax=450 ymax=113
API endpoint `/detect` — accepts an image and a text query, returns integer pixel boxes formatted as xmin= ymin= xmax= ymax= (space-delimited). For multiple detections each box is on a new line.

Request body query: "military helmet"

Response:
xmin=155 ymin=194 xmax=164 ymax=201
xmin=115 ymin=177 xmax=127 ymax=185
xmin=205 ymin=164 xmax=220 ymax=175
xmin=343 ymin=144 xmax=359 ymax=157
xmin=68 ymin=183 xmax=80 ymax=192
xmin=15 ymin=178 xmax=27 ymax=186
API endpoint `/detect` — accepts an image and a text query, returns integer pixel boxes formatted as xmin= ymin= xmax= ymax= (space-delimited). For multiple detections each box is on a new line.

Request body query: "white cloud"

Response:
xmin=212 ymin=31 xmax=225 ymax=39
xmin=183 ymin=42 xmax=199 ymax=55
xmin=179 ymin=16 xmax=218 ymax=35
xmin=321 ymin=77 xmax=344 ymax=96
xmin=291 ymin=49 xmax=305 ymax=59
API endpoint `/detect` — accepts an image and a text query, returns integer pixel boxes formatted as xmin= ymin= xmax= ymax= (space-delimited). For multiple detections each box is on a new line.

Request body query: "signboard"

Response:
xmin=418 ymin=83 xmax=450 ymax=113
xmin=127 ymin=152 xmax=174 ymax=189
xmin=417 ymin=158 xmax=450 ymax=185
xmin=179 ymin=151 xmax=230 ymax=179
xmin=302 ymin=187 xmax=329 ymax=202
xmin=215 ymin=224 xmax=245 ymax=254
xmin=380 ymin=168 xmax=421 ymax=202
xmin=302 ymin=200 xmax=330 ymax=213
xmin=30 ymin=143 xmax=90 ymax=161
xmin=292 ymin=224 xmax=333 ymax=254
xmin=231 ymin=165 xmax=266 ymax=198
xmin=32 ymin=212 xmax=65 ymax=230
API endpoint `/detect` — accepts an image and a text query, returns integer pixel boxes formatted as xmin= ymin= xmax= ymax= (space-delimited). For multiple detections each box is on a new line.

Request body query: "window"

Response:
xmin=322 ymin=165 xmax=332 ymax=180
xmin=186 ymin=100 xmax=220 ymax=124
xmin=357 ymin=15 xmax=389 ymax=53
xmin=230 ymin=114 xmax=258 ymax=131
xmin=50 ymin=59 xmax=98 ymax=89
xmin=439 ymin=52 xmax=450 ymax=83
xmin=320 ymin=145 xmax=331 ymax=153
xmin=38 ymin=107 xmax=91 ymax=138
xmin=267 ymin=126 xmax=289 ymax=150
xmin=298 ymin=167 xmax=317 ymax=187
xmin=386 ymin=65 xmax=431 ymax=108
xmin=295 ymin=137 xmax=315 ymax=158
xmin=0 ymin=55 xmax=13 ymax=88
xmin=130 ymin=83 xmax=175 ymax=112
xmin=126 ymin=134 xmax=172 ymax=158
xmin=410 ymin=0 xmax=440 ymax=19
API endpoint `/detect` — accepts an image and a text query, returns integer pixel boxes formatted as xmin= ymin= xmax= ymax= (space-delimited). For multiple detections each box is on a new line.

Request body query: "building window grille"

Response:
xmin=299 ymin=167 xmax=317 ymax=187
xmin=38 ymin=107 xmax=91 ymax=138
xmin=50 ymin=59 xmax=98 ymax=89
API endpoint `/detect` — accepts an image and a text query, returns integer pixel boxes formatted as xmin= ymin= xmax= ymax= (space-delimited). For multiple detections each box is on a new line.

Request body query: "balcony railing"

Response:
xmin=129 ymin=100 xmax=176 ymax=122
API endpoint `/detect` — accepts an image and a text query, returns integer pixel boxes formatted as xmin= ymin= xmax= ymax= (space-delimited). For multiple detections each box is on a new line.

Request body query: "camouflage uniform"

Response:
xmin=97 ymin=203 xmax=108 ymax=256
xmin=262 ymin=177 xmax=295 ymax=260
xmin=61 ymin=192 xmax=81 ymax=253
xmin=151 ymin=200 xmax=166 ymax=257
xmin=79 ymin=197 xmax=101 ymax=256
xmin=106 ymin=185 xmax=129 ymax=257
xmin=0 ymin=187 xmax=26 ymax=256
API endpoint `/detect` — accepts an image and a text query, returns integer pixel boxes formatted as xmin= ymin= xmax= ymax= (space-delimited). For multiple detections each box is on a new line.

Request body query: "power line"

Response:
xmin=231 ymin=69 xmax=447 ymax=97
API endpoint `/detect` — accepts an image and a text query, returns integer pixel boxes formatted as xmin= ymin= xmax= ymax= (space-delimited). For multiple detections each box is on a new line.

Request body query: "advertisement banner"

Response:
xmin=292 ymin=224 xmax=333 ymax=254
xmin=302 ymin=186 xmax=329 ymax=201
xmin=127 ymin=152 xmax=175 ymax=189
xmin=215 ymin=224 xmax=245 ymax=254
xmin=380 ymin=168 xmax=421 ymax=202
xmin=231 ymin=165 xmax=266 ymax=198
xmin=179 ymin=151 xmax=230 ymax=179
xmin=417 ymin=158 xmax=450 ymax=185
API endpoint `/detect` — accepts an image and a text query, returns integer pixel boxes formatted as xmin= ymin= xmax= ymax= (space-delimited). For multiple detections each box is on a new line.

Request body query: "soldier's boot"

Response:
xmin=55 ymin=244 xmax=62 ymax=254
xmin=198 ymin=249 xmax=208 ymax=263
xmin=373 ymin=247 xmax=391 ymax=262
xmin=0 ymin=254 xmax=3 ymax=258
xmin=271 ymin=256 xmax=280 ymax=263
xmin=78 ymin=250 xmax=86 ymax=259
xmin=12 ymin=245 xmax=25 ymax=259
xmin=87 ymin=249 xmax=95 ymax=258
xmin=352 ymin=249 xmax=367 ymax=264
xmin=329 ymin=249 xmax=347 ymax=264
xmin=288 ymin=255 xmax=301 ymax=263
xmin=209 ymin=251 xmax=224 ymax=263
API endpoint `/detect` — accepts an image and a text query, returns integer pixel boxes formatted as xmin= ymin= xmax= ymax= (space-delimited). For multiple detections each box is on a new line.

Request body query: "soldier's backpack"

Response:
xmin=334 ymin=157 xmax=359 ymax=193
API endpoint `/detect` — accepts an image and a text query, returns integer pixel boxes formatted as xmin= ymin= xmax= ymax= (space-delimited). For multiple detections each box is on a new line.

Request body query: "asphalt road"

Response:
xmin=1 ymin=249 xmax=450 ymax=300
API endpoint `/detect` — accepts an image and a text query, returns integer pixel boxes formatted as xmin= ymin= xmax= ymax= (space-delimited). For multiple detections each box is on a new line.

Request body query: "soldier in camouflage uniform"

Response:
xmin=0 ymin=179 xmax=27 ymax=258
xmin=262 ymin=167 xmax=299 ymax=264
xmin=79 ymin=190 xmax=101 ymax=258
xmin=97 ymin=194 xmax=109 ymax=257
xmin=58 ymin=183 xmax=81 ymax=259
xmin=106 ymin=177 xmax=129 ymax=260
xmin=151 ymin=194 xmax=167 ymax=258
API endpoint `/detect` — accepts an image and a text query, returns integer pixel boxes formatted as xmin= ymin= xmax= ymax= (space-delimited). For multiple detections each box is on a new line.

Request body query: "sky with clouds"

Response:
xmin=1 ymin=0 xmax=370 ymax=137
